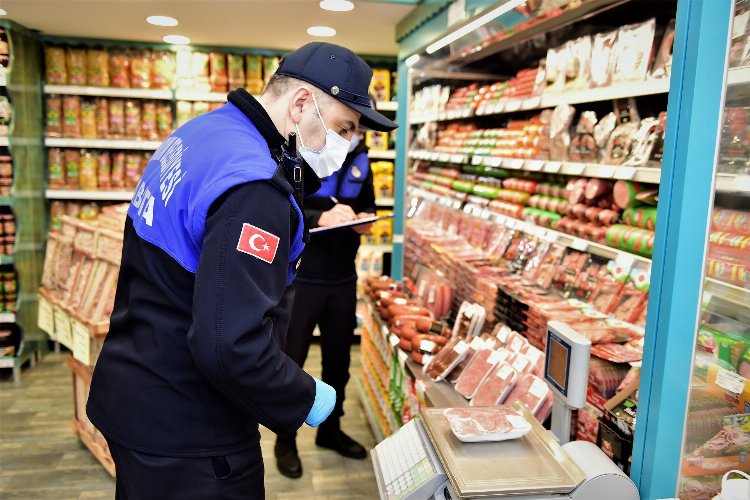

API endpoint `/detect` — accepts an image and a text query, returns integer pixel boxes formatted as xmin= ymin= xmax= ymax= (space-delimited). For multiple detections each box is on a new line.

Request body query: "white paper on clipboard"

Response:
xmin=309 ymin=214 xmax=393 ymax=233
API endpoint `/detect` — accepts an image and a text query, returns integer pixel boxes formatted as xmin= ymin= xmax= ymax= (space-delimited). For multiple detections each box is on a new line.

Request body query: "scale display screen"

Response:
xmin=546 ymin=332 xmax=571 ymax=396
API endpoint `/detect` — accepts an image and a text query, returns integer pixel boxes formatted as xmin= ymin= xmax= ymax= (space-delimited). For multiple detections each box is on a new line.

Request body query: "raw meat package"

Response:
xmin=444 ymin=407 xmax=531 ymax=443
xmin=455 ymin=347 xmax=506 ymax=399
xmin=446 ymin=336 xmax=485 ymax=384
xmin=424 ymin=337 xmax=470 ymax=381
xmin=505 ymin=374 xmax=551 ymax=416
xmin=471 ymin=362 xmax=517 ymax=407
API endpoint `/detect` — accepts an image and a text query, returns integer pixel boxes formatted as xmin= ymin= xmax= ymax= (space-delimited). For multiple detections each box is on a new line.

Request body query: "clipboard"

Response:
xmin=309 ymin=214 xmax=393 ymax=234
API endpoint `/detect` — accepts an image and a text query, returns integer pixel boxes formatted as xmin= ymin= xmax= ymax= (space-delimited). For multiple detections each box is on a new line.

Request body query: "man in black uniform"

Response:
xmin=275 ymin=124 xmax=379 ymax=478
xmin=86 ymin=42 xmax=397 ymax=499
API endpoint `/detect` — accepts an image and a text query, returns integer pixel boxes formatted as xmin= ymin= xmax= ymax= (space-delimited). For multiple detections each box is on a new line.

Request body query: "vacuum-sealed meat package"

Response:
xmin=591 ymin=30 xmax=618 ymax=88
xmin=612 ymin=19 xmax=656 ymax=84
xmin=471 ymin=362 xmax=518 ymax=407
xmin=446 ymin=336 xmax=485 ymax=384
xmin=506 ymin=374 xmax=551 ymax=416
xmin=424 ymin=337 xmax=470 ymax=381
xmin=456 ymin=347 xmax=506 ymax=399
xmin=444 ymin=407 xmax=532 ymax=443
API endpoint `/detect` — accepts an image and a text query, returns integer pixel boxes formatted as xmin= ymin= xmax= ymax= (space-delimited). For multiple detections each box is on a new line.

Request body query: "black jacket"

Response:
xmin=296 ymin=141 xmax=376 ymax=285
xmin=87 ymin=92 xmax=319 ymax=457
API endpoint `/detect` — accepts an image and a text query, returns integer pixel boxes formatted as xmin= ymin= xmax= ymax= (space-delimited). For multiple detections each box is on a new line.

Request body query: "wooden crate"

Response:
xmin=67 ymin=356 xmax=115 ymax=477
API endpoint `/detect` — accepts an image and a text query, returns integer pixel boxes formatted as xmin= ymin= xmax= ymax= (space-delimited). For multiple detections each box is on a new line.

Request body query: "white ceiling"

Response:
xmin=3 ymin=0 xmax=414 ymax=56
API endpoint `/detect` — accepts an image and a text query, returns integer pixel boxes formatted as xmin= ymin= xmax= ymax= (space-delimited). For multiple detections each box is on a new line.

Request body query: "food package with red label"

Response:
xmin=682 ymin=414 xmax=750 ymax=477
xmin=444 ymin=407 xmax=532 ymax=443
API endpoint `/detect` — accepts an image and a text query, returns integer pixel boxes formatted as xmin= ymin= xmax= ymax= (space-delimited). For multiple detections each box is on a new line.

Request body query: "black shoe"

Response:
xmin=315 ymin=429 xmax=367 ymax=459
xmin=274 ymin=439 xmax=303 ymax=479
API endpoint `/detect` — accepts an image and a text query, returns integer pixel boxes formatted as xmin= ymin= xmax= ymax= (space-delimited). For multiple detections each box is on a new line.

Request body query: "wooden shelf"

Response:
xmin=44 ymin=137 xmax=161 ymax=150
xmin=44 ymin=84 xmax=173 ymax=100
xmin=369 ymin=150 xmax=396 ymax=160
xmin=46 ymin=189 xmax=134 ymax=201
xmin=409 ymin=150 xmax=661 ymax=184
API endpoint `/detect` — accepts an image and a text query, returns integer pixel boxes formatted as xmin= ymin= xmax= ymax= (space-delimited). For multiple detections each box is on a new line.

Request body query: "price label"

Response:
xmin=525 ymin=160 xmax=544 ymax=171
xmin=54 ymin=307 xmax=73 ymax=350
xmin=451 ymin=154 xmax=465 ymax=164
xmin=506 ymin=100 xmax=522 ymax=112
xmin=38 ymin=296 xmax=54 ymax=335
xmin=522 ymin=96 xmax=542 ymax=109
xmin=438 ymin=111 xmax=447 ymax=121
xmin=461 ymin=109 xmax=472 ymax=118
xmin=469 ymin=336 xmax=485 ymax=350
xmin=397 ymin=350 xmax=409 ymax=367
xmin=544 ymin=161 xmax=562 ymax=173
xmin=506 ymin=159 xmax=524 ymax=170
xmin=454 ymin=341 xmax=469 ymax=355
xmin=715 ymin=367 xmax=747 ymax=394
xmin=420 ymin=340 xmax=437 ymax=353
xmin=507 ymin=415 xmax=528 ymax=429
xmin=472 ymin=155 xmax=483 ymax=166
xmin=494 ymin=102 xmax=506 ymax=113
xmin=476 ymin=105 xmax=487 ymax=116
xmin=570 ymin=238 xmax=589 ymax=252
xmin=614 ymin=167 xmax=637 ymax=180
xmin=497 ymin=325 xmax=511 ymax=343
xmin=545 ymin=232 xmax=559 ymax=243
xmin=498 ymin=364 xmax=514 ymax=380
xmin=530 ymin=378 xmax=548 ymax=398
xmin=598 ymin=165 xmax=616 ymax=178
xmin=447 ymin=110 xmax=458 ymax=120
xmin=389 ymin=334 xmax=401 ymax=348
xmin=481 ymin=209 xmax=492 ymax=220
xmin=430 ymin=152 xmax=440 ymax=161
xmin=487 ymin=157 xmax=503 ymax=168
xmin=487 ymin=350 xmax=504 ymax=365
xmin=615 ymin=253 xmax=636 ymax=272
xmin=732 ymin=174 xmax=750 ymax=191
xmin=485 ymin=104 xmax=497 ymax=114
xmin=72 ymin=319 xmax=91 ymax=365
xmin=567 ymin=163 xmax=586 ymax=175
xmin=381 ymin=325 xmax=389 ymax=338
xmin=438 ymin=153 xmax=450 ymax=162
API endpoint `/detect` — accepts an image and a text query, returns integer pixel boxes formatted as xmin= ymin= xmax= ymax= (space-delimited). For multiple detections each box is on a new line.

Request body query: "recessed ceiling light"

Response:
xmin=163 ymin=34 xmax=191 ymax=45
xmin=307 ymin=26 xmax=336 ymax=37
xmin=147 ymin=15 xmax=178 ymax=27
xmin=320 ymin=0 xmax=354 ymax=12
xmin=0 ymin=9 xmax=7 ymax=16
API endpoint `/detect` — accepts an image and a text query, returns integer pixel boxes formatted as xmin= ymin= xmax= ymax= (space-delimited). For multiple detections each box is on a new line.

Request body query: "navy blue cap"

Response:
xmin=276 ymin=42 xmax=397 ymax=132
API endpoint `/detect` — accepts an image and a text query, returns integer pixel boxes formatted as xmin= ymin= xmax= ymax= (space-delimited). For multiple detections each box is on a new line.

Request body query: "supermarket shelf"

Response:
xmin=376 ymin=101 xmax=398 ymax=112
xmin=376 ymin=197 xmax=394 ymax=207
xmin=369 ymin=150 xmax=396 ymax=160
xmin=175 ymin=90 xmax=229 ymax=102
xmin=44 ymin=137 xmax=161 ymax=150
xmin=44 ymin=84 xmax=173 ymax=100
xmin=355 ymin=375 xmax=386 ymax=442
xmin=409 ymin=150 xmax=661 ymax=184
xmin=410 ymin=79 xmax=670 ymax=125
xmin=0 ymin=136 xmax=8 ymax=147
xmin=727 ymin=66 xmax=750 ymax=86
xmin=715 ymin=173 xmax=750 ymax=194
xmin=0 ymin=312 xmax=15 ymax=323
xmin=704 ymin=278 xmax=750 ymax=311
xmin=409 ymin=186 xmax=652 ymax=268
xmin=46 ymin=189 xmax=135 ymax=201
xmin=361 ymin=244 xmax=393 ymax=253
xmin=0 ymin=255 xmax=13 ymax=265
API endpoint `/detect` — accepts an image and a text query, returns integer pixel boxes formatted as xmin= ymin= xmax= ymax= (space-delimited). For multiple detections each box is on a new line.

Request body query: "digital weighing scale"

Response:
xmin=371 ymin=322 xmax=639 ymax=500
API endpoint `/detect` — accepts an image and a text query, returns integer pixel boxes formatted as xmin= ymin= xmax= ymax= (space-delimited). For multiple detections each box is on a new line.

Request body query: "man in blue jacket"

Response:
xmin=86 ymin=42 xmax=397 ymax=499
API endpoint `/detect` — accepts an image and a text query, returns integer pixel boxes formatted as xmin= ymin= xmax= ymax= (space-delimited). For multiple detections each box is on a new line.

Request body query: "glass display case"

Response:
xmin=677 ymin=2 xmax=750 ymax=498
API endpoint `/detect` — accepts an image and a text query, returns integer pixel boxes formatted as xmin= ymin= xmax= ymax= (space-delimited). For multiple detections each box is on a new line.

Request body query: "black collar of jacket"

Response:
xmin=227 ymin=88 xmax=320 ymax=195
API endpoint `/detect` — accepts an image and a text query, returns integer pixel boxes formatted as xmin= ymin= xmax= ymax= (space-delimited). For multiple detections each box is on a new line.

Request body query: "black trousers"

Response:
xmin=282 ymin=280 xmax=357 ymax=438
xmin=108 ymin=439 xmax=264 ymax=499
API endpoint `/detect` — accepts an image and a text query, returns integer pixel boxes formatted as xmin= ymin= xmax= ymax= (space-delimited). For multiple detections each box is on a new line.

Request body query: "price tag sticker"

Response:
xmin=523 ymin=96 xmax=542 ymax=109
xmin=614 ymin=167 xmax=637 ymax=180
xmin=487 ymin=350 xmax=504 ymax=365
xmin=495 ymin=102 xmax=506 ymax=113
xmin=451 ymin=154 xmax=465 ymax=164
xmin=462 ymin=108 xmax=472 ymax=118
xmin=544 ymin=161 xmax=562 ymax=173
xmin=615 ymin=253 xmax=636 ymax=272
xmin=454 ymin=341 xmax=469 ymax=355
xmin=420 ymin=340 xmax=437 ymax=353
xmin=54 ymin=307 xmax=73 ymax=350
xmin=72 ymin=319 xmax=91 ymax=365
xmin=488 ymin=157 xmax=503 ymax=168
xmin=472 ymin=155 xmax=483 ymax=166
xmin=567 ymin=163 xmax=586 ymax=175
xmin=598 ymin=165 xmax=616 ymax=178
xmin=525 ymin=160 xmax=544 ymax=171
xmin=507 ymin=159 xmax=524 ymax=170
xmin=715 ymin=367 xmax=747 ymax=394
xmin=570 ymin=238 xmax=589 ymax=252
xmin=439 ymin=153 xmax=450 ymax=162
xmin=38 ymin=296 xmax=54 ymax=335
xmin=438 ymin=111 xmax=447 ymax=121
xmin=506 ymin=100 xmax=522 ymax=112
xmin=381 ymin=325 xmax=390 ymax=338
xmin=389 ymin=334 xmax=401 ymax=348
xmin=530 ymin=378 xmax=548 ymax=398
xmin=507 ymin=415 xmax=528 ymax=429
xmin=733 ymin=174 xmax=750 ymax=191
xmin=469 ymin=336 xmax=485 ymax=351
xmin=430 ymin=152 xmax=440 ymax=161
xmin=498 ymin=364 xmax=514 ymax=380
xmin=397 ymin=349 xmax=409 ymax=367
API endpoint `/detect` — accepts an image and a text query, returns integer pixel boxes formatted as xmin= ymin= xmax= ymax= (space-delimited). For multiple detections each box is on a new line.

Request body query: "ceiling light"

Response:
xmin=163 ymin=34 xmax=191 ymax=45
xmin=147 ymin=15 xmax=178 ymax=27
xmin=0 ymin=9 xmax=7 ymax=16
xmin=405 ymin=54 xmax=420 ymax=67
xmin=320 ymin=0 xmax=354 ymax=12
xmin=307 ymin=26 xmax=336 ymax=37
xmin=426 ymin=0 xmax=526 ymax=54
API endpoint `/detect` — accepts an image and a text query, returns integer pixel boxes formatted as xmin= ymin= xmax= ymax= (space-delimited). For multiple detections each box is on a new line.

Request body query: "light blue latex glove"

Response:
xmin=305 ymin=377 xmax=336 ymax=427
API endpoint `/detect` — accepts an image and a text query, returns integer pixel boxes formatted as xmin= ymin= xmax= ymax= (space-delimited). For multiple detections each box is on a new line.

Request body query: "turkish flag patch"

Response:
xmin=236 ymin=223 xmax=280 ymax=264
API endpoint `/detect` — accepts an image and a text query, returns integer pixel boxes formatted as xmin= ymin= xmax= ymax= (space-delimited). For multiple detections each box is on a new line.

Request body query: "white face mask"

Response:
xmin=296 ymin=93 xmax=350 ymax=178
xmin=348 ymin=133 xmax=360 ymax=153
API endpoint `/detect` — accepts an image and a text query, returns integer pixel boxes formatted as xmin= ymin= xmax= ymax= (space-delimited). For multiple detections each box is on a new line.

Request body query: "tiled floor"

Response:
xmin=0 ymin=344 xmax=379 ymax=499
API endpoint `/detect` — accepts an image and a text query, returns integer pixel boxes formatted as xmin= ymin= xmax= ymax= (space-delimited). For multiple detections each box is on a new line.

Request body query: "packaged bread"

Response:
xmin=151 ymin=51 xmax=175 ymax=89
xmin=63 ymin=95 xmax=82 ymax=138
xmin=109 ymin=99 xmax=125 ymax=137
xmin=191 ymin=52 xmax=211 ymax=92
xmin=66 ymin=47 xmax=87 ymax=85
xmin=46 ymin=95 xmax=63 ymax=137
xmin=86 ymin=49 xmax=109 ymax=87
xmin=125 ymin=153 xmax=142 ymax=189
xmin=176 ymin=101 xmax=192 ymax=128
xmin=141 ymin=101 xmax=157 ymax=141
xmin=227 ymin=54 xmax=245 ymax=90
xmin=245 ymin=55 xmax=264 ymax=94
xmin=64 ymin=149 xmax=81 ymax=189
xmin=45 ymin=46 xmax=67 ymax=84
xmin=97 ymin=151 xmax=111 ymax=190
xmin=79 ymin=150 xmax=98 ymax=191
xmin=124 ymin=99 xmax=141 ymax=138
xmin=95 ymin=98 xmax=110 ymax=138
xmin=130 ymin=50 xmax=152 ymax=88
xmin=80 ymin=99 xmax=97 ymax=139
xmin=109 ymin=50 xmax=130 ymax=88
xmin=209 ymin=52 xmax=228 ymax=92
xmin=156 ymin=102 xmax=173 ymax=138
xmin=263 ymin=56 xmax=280 ymax=86
xmin=48 ymin=148 xmax=65 ymax=188
xmin=111 ymin=152 xmax=126 ymax=189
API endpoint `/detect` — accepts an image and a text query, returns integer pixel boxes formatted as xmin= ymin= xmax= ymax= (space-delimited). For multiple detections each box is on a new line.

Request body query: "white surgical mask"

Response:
xmin=296 ymin=93 xmax=350 ymax=178
xmin=348 ymin=133 xmax=360 ymax=153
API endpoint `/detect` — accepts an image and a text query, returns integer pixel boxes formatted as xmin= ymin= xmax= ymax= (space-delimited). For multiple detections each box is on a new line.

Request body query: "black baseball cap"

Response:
xmin=276 ymin=42 xmax=398 ymax=132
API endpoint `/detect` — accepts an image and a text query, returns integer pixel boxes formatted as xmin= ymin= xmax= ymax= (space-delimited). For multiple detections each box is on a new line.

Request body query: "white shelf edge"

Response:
xmin=376 ymin=197 xmax=394 ymax=206
xmin=44 ymin=137 xmax=161 ymax=150
xmin=361 ymin=244 xmax=393 ymax=253
xmin=376 ymin=101 xmax=398 ymax=112
xmin=408 ymin=185 xmax=652 ymax=267
xmin=704 ymin=277 xmax=750 ymax=309
xmin=716 ymin=173 xmax=750 ymax=194
xmin=0 ymin=137 xmax=8 ymax=147
xmin=727 ymin=66 xmax=750 ymax=86
xmin=46 ymin=189 xmax=135 ymax=201
xmin=408 ymin=80 xmax=670 ymax=125
xmin=0 ymin=312 xmax=15 ymax=323
xmin=0 ymin=356 xmax=14 ymax=368
xmin=44 ymin=84 xmax=173 ymax=100
xmin=369 ymin=150 xmax=396 ymax=160
xmin=175 ymin=90 xmax=230 ymax=102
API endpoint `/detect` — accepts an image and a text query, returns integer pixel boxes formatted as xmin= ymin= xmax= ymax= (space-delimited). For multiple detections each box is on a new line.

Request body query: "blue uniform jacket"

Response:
xmin=87 ymin=90 xmax=318 ymax=457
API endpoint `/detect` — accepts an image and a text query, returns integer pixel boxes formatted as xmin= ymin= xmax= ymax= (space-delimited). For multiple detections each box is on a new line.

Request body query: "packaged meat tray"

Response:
xmin=506 ymin=374 xmax=551 ymax=416
xmin=424 ymin=337 xmax=470 ymax=381
xmin=455 ymin=347 xmax=505 ymax=399
xmin=443 ymin=407 xmax=532 ymax=443
xmin=446 ymin=336 xmax=485 ymax=384
xmin=471 ymin=362 xmax=517 ymax=407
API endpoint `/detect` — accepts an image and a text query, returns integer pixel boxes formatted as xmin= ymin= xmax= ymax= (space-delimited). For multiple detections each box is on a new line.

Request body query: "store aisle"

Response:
xmin=0 ymin=344 xmax=378 ymax=499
